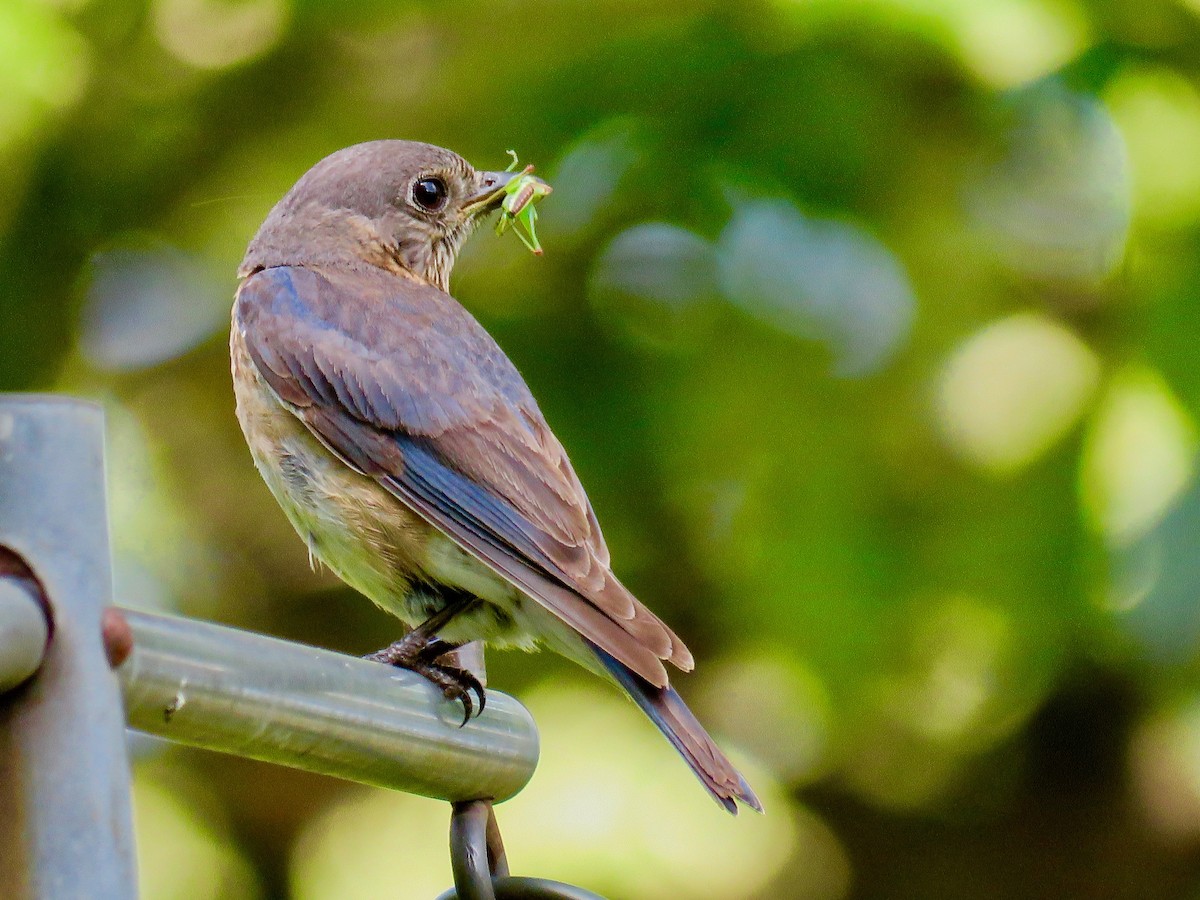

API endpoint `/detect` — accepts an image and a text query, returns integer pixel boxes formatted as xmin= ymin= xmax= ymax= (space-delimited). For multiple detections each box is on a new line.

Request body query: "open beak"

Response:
xmin=462 ymin=170 xmax=520 ymax=217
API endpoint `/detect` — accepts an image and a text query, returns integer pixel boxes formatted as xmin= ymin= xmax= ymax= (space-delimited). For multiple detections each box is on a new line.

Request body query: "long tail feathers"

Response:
xmin=591 ymin=643 xmax=763 ymax=814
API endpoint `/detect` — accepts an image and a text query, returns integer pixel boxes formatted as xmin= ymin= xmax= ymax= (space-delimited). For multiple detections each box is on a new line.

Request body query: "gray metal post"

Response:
xmin=0 ymin=397 xmax=137 ymax=899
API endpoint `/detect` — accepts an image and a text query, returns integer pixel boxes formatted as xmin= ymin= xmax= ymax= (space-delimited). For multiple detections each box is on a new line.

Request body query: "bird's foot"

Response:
xmin=411 ymin=660 xmax=486 ymax=726
xmin=367 ymin=637 xmax=486 ymax=726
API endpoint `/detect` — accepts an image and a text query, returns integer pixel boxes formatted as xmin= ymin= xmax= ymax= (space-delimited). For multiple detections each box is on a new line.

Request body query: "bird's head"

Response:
xmin=240 ymin=140 xmax=524 ymax=291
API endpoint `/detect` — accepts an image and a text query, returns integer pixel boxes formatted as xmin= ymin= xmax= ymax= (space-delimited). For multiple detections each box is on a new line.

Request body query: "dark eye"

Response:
xmin=412 ymin=177 xmax=448 ymax=211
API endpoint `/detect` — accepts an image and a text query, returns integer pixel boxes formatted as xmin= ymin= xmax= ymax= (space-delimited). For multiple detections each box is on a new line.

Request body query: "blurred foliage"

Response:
xmin=5 ymin=0 xmax=1200 ymax=896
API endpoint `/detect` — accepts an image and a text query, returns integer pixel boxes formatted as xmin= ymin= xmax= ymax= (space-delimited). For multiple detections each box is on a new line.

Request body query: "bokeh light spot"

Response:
xmin=895 ymin=596 xmax=1013 ymax=742
xmin=98 ymin=398 xmax=224 ymax=614
xmin=1081 ymin=367 xmax=1197 ymax=544
xmin=773 ymin=0 xmax=1090 ymax=89
xmin=844 ymin=596 xmax=1018 ymax=808
xmin=937 ymin=312 xmax=1100 ymax=474
xmin=542 ymin=120 xmax=645 ymax=244
xmin=589 ymin=222 xmax=720 ymax=352
xmin=0 ymin=1 xmax=89 ymax=151
xmin=968 ymin=82 xmax=1129 ymax=284
xmin=718 ymin=198 xmax=915 ymax=377
xmin=951 ymin=0 xmax=1090 ymax=88
xmin=1105 ymin=67 xmax=1200 ymax=228
xmin=699 ymin=649 xmax=831 ymax=784
xmin=153 ymin=0 xmax=289 ymax=70
xmin=134 ymin=766 xmax=262 ymax=900
xmin=502 ymin=682 xmax=801 ymax=899
xmin=1131 ymin=697 xmax=1200 ymax=843
xmin=80 ymin=243 xmax=229 ymax=371
xmin=291 ymin=789 xmax=452 ymax=900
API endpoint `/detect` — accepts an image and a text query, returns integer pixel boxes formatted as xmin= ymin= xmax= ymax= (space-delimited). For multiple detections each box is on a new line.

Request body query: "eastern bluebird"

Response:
xmin=230 ymin=140 xmax=760 ymax=813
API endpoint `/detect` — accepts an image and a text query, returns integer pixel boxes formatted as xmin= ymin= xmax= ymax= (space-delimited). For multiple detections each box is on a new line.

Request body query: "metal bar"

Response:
xmin=116 ymin=608 xmax=539 ymax=803
xmin=0 ymin=396 xmax=138 ymax=900
xmin=0 ymin=578 xmax=49 ymax=692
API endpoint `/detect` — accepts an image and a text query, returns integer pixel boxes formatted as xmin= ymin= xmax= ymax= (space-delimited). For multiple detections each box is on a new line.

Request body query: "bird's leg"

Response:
xmin=366 ymin=599 xmax=470 ymax=665
xmin=366 ymin=593 xmax=485 ymax=724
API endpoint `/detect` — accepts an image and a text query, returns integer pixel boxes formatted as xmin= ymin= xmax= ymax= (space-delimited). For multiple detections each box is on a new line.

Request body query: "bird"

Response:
xmin=229 ymin=139 xmax=761 ymax=814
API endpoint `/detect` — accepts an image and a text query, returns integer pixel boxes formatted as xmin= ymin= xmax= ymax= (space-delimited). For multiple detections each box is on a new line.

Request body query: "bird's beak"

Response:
xmin=462 ymin=170 xmax=520 ymax=218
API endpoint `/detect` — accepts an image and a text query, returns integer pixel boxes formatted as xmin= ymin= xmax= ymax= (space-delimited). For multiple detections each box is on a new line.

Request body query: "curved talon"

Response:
xmin=439 ymin=665 xmax=486 ymax=726
xmin=364 ymin=594 xmax=487 ymax=723
xmin=440 ymin=668 xmax=475 ymax=725
xmin=418 ymin=641 xmax=487 ymax=720
xmin=368 ymin=654 xmax=487 ymax=725
xmin=465 ymin=671 xmax=485 ymax=719
xmin=451 ymin=678 xmax=474 ymax=726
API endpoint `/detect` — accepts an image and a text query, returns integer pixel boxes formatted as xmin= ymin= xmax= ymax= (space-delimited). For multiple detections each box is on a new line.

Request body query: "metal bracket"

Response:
xmin=440 ymin=799 xmax=608 ymax=900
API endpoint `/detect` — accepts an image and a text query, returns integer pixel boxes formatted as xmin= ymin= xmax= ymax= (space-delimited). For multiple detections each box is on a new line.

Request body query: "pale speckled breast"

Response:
xmin=229 ymin=315 xmax=534 ymax=647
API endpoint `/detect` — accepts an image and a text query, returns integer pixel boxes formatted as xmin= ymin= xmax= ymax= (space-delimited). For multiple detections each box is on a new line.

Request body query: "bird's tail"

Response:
xmin=590 ymin=643 xmax=763 ymax=814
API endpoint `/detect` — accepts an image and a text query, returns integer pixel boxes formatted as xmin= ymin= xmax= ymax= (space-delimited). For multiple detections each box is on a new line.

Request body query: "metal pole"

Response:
xmin=115 ymin=608 xmax=539 ymax=803
xmin=0 ymin=396 xmax=137 ymax=900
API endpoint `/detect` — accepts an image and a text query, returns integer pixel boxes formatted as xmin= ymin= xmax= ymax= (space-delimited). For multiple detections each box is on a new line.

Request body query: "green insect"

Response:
xmin=493 ymin=150 xmax=553 ymax=255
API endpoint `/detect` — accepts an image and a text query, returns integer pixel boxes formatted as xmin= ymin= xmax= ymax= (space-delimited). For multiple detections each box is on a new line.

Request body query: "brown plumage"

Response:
xmin=231 ymin=139 xmax=760 ymax=812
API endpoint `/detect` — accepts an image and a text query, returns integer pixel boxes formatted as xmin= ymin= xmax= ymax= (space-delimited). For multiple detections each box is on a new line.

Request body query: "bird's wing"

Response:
xmin=235 ymin=264 xmax=692 ymax=686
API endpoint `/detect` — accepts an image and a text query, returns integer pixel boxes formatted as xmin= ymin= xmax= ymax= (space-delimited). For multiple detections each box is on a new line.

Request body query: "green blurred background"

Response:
xmin=5 ymin=0 xmax=1200 ymax=896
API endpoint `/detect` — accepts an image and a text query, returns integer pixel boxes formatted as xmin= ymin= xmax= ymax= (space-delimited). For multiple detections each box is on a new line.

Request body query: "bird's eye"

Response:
xmin=412 ymin=177 xmax=449 ymax=212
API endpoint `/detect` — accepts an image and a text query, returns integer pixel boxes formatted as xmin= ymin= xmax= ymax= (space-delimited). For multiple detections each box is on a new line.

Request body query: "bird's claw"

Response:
xmin=440 ymin=665 xmax=487 ymax=726
xmin=416 ymin=662 xmax=486 ymax=725
xmin=366 ymin=647 xmax=486 ymax=725
xmin=364 ymin=597 xmax=486 ymax=724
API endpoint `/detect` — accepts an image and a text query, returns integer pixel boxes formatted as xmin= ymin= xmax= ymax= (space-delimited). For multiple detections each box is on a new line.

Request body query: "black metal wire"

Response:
xmin=441 ymin=800 xmax=608 ymax=900
xmin=437 ymin=876 xmax=609 ymax=900
xmin=485 ymin=801 xmax=509 ymax=878
xmin=449 ymin=800 xmax=496 ymax=900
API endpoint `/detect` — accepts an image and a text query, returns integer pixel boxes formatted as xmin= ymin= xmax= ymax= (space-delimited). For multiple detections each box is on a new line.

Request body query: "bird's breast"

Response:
xmin=229 ymin=317 xmax=529 ymax=644
xmin=230 ymin=320 xmax=432 ymax=611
